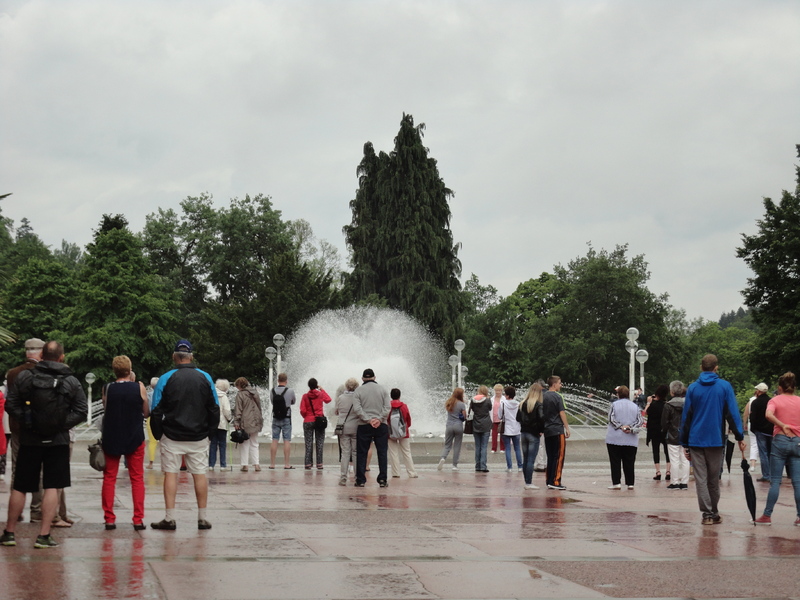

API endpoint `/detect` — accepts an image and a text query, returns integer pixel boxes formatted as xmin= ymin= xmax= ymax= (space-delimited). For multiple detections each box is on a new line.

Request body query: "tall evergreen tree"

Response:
xmin=344 ymin=114 xmax=464 ymax=340
xmin=737 ymin=144 xmax=800 ymax=376
xmin=57 ymin=215 xmax=180 ymax=384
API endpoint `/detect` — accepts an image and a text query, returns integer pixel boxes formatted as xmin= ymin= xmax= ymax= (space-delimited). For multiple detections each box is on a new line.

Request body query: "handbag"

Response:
xmin=88 ymin=439 xmax=105 ymax=472
xmin=309 ymin=396 xmax=328 ymax=430
xmin=498 ymin=420 xmax=505 ymax=435
xmin=230 ymin=428 xmax=249 ymax=444
xmin=334 ymin=405 xmax=353 ymax=436
xmin=464 ymin=407 xmax=474 ymax=435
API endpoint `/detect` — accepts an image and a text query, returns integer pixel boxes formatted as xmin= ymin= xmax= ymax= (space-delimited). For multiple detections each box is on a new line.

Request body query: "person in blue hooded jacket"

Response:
xmin=679 ymin=354 xmax=746 ymax=525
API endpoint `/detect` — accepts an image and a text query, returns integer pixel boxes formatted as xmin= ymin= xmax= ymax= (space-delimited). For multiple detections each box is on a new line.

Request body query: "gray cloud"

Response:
xmin=1 ymin=1 xmax=799 ymax=320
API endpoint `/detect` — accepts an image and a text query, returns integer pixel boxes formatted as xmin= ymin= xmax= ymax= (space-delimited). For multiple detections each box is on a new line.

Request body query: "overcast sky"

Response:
xmin=2 ymin=1 xmax=799 ymax=322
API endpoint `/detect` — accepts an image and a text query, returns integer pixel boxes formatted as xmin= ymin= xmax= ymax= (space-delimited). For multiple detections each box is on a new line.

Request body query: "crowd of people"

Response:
xmin=1 ymin=339 xmax=799 ymax=549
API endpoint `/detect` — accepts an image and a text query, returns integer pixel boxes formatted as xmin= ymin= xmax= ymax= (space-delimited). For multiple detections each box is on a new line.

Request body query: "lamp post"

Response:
xmin=273 ymin=334 xmax=285 ymax=375
xmin=448 ymin=355 xmax=459 ymax=390
xmin=625 ymin=327 xmax=639 ymax=395
xmin=454 ymin=339 xmax=465 ymax=388
xmin=635 ymin=349 xmax=649 ymax=396
xmin=265 ymin=346 xmax=277 ymax=392
xmin=460 ymin=365 xmax=468 ymax=386
xmin=85 ymin=372 xmax=96 ymax=426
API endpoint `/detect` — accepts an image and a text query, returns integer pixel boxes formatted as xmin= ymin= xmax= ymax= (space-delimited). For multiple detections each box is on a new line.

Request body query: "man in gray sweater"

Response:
xmin=352 ymin=368 xmax=391 ymax=487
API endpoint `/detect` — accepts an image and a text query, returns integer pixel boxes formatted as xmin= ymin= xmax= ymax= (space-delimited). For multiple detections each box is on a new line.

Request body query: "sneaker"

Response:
xmin=339 ymin=477 xmax=347 ymax=486
xmin=702 ymin=517 xmax=715 ymax=525
xmin=518 ymin=467 xmax=523 ymax=472
xmin=680 ymin=483 xmax=688 ymax=490
xmin=150 ymin=519 xmax=177 ymax=530
xmin=507 ymin=468 xmax=513 ymax=473
xmin=0 ymin=474 xmax=4 ymax=481
xmin=627 ymin=485 xmax=635 ymax=490
xmin=354 ymin=482 xmax=365 ymax=487
xmin=34 ymin=534 xmax=58 ymax=549
xmin=104 ymin=523 xmax=116 ymax=531
xmin=794 ymin=518 xmax=800 ymax=527
xmin=547 ymin=484 xmax=567 ymax=490
xmin=753 ymin=515 xmax=772 ymax=525
xmin=756 ymin=477 xmax=770 ymax=482
xmin=197 ymin=519 xmax=212 ymax=530
xmin=607 ymin=484 xmax=621 ymax=490
xmin=712 ymin=515 xmax=723 ymax=525
xmin=451 ymin=466 xmax=459 ymax=471
xmin=0 ymin=530 xmax=15 ymax=546
xmin=379 ymin=480 xmax=389 ymax=488
xmin=524 ymin=484 xmax=539 ymax=490
xmin=437 ymin=458 xmax=445 ymax=471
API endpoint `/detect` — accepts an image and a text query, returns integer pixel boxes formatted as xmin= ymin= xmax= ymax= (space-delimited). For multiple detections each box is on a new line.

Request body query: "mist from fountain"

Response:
xmin=282 ymin=306 xmax=449 ymax=435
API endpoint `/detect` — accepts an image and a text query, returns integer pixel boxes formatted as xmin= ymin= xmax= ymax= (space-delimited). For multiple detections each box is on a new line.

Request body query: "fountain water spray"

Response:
xmin=283 ymin=306 xmax=448 ymax=435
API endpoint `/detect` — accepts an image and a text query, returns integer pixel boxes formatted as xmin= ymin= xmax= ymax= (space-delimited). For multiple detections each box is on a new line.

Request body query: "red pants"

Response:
xmin=491 ymin=422 xmax=505 ymax=452
xmin=102 ymin=442 xmax=145 ymax=525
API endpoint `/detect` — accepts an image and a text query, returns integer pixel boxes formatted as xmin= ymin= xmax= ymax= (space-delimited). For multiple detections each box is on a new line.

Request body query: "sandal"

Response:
xmin=653 ymin=471 xmax=661 ymax=481
xmin=665 ymin=471 xmax=671 ymax=481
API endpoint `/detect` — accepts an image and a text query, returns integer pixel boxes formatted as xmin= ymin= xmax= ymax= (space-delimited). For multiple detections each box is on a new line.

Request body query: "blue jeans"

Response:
xmin=763 ymin=434 xmax=800 ymax=517
xmin=754 ymin=431 xmax=773 ymax=479
xmin=503 ymin=434 xmax=522 ymax=469
xmin=521 ymin=432 xmax=540 ymax=485
xmin=473 ymin=431 xmax=490 ymax=470
xmin=209 ymin=428 xmax=227 ymax=467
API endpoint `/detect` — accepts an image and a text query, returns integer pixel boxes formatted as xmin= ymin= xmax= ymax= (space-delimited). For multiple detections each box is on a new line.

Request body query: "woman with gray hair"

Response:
xmin=335 ymin=378 xmax=360 ymax=485
xmin=661 ymin=380 xmax=689 ymax=490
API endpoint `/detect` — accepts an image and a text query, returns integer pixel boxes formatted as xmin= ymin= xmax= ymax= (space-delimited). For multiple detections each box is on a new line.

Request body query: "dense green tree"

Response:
xmin=191 ymin=252 xmax=344 ymax=380
xmin=344 ymin=114 xmax=465 ymax=341
xmin=682 ymin=319 xmax=758 ymax=408
xmin=461 ymin=246 xmax=684 ymax=391
xmin=737 ymin=146 xmax=800 ymax=377
xmin=0 ymin=257 xmax=79 ymax=370
xmin=57 ymin=215 xmax=180 ymax=384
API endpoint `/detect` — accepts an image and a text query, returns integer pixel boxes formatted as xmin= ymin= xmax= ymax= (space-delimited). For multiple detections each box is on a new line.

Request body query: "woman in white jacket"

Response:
xmin=499 ymin=386 xmax=523 ymax=472
xmin=209 ymin=379 xmax=232 ymax=470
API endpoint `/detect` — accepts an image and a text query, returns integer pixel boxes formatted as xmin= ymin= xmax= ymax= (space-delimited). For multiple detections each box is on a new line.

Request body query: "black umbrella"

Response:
xmin=726 ymin=439 xmax=735 ymax=473
xmin=741 ymin=452 xmax=757 ymax=525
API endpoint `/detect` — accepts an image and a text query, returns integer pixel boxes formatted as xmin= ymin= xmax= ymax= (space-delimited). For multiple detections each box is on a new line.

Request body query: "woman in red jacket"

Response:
xmin=300 ymin=378 xmax=331 ymax=469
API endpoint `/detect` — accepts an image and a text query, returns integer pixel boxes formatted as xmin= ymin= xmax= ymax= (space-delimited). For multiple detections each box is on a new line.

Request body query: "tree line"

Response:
xmin=0 ymin=120 xmax=796 ymax=405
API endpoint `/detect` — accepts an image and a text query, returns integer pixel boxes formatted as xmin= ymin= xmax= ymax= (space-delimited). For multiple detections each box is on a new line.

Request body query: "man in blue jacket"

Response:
xmin=680 ymin=354 xmax=745 ymax=525
xmin=149 ymin=340 xmax=219 ymax=531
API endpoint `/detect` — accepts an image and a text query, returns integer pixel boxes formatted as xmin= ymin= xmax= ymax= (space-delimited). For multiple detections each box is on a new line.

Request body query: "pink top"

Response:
xmin=767 ymin=393 xmax=800 ymax=437
xmin=492 ymin=396 xmax=503 ymax=423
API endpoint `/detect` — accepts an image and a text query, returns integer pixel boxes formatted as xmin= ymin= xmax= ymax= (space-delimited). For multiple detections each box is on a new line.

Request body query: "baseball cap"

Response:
xmin=755 ymin=383 xmax=768 ymax=392
xmin=174 ymin=339 xmax=193 ymax=353
xmin=25 ymin=338 xmax=45 ymax=351
xmin=362 ymin=368 xmax=375 ymax=378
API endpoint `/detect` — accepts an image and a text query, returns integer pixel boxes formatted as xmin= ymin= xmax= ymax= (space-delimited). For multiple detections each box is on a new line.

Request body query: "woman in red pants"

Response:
xmin=101 ymin=356 xmax=149 ymax=530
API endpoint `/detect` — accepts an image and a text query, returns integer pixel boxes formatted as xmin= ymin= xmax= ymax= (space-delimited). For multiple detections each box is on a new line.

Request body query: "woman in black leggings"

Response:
xmin=646 ymin=385 xmax=671 ymax=481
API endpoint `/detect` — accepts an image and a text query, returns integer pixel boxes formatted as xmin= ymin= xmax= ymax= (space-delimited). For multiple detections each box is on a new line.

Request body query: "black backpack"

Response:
xmin=272 ymin=387 xmax=289 ymax=420
xmin=23 ymin=370 xmax=70 ymax=437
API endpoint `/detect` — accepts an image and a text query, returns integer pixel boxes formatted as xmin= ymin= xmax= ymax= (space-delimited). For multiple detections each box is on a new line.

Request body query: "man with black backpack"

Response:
xmin=1 ymin=341 xmax=87 ymax=549
xmin=269 ymin=372 xmax=296 ymax=469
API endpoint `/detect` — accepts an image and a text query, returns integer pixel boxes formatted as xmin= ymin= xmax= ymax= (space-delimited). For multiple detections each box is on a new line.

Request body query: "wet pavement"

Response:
xmin=2 ymin=437 xmax=800 ymax=599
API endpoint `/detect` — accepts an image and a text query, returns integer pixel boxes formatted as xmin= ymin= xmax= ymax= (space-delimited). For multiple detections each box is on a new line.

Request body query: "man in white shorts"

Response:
xmin=149 ymin=340 xmax=220 ymax=530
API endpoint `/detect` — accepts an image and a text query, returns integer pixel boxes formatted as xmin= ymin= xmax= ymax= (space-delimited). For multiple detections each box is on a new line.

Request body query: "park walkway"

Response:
xmin=2 ymin=437 xmax=800 ymax=599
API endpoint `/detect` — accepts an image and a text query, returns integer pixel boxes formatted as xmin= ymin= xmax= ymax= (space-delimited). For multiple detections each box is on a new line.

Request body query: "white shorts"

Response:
xmin=160 ymin=437 xmax=209 ymax=474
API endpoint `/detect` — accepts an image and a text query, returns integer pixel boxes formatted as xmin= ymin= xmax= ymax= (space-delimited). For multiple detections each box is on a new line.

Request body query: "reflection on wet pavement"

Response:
xmin=2 ymin=444 xmax=800 ymax=599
